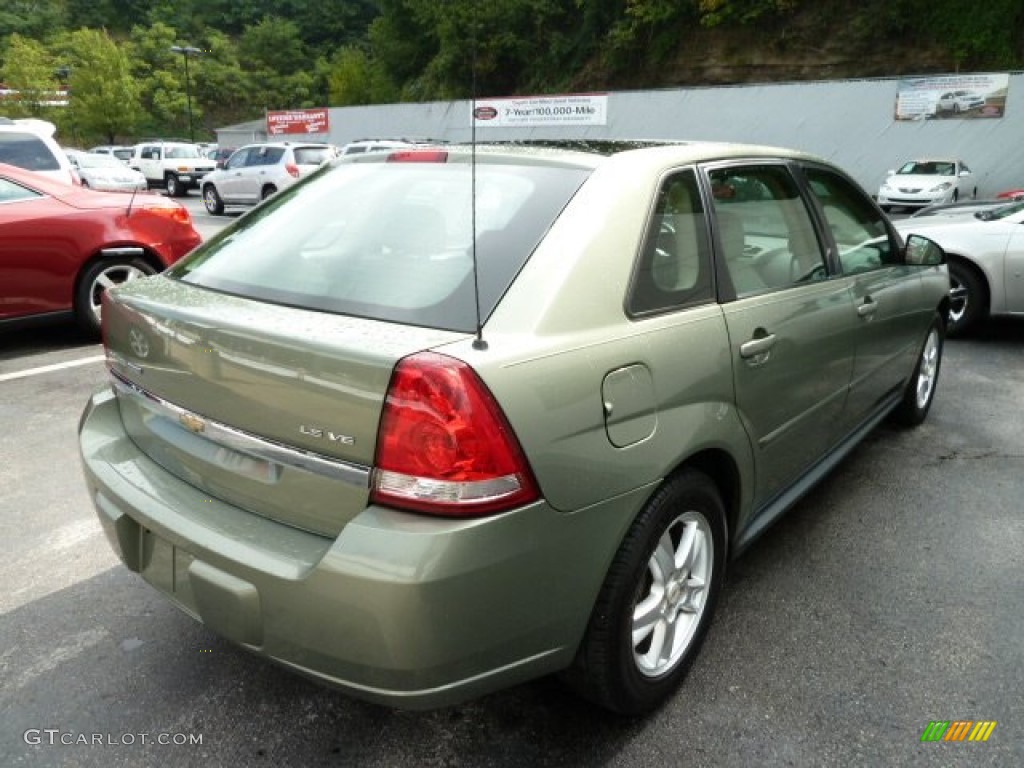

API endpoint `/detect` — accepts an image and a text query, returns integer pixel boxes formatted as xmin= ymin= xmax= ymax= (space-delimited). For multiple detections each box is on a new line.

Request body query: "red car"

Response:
xmin=0 ymin=162 xmax=202 ymax=335
xmin=996 ymin=188 xmax=1024 ymax=201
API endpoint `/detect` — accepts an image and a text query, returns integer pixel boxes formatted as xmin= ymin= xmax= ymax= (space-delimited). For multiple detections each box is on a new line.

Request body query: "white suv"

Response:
xmin=129 ymin=141 xmax=216 ymax=197
xmin=200 ymin=142 xmax=335 ymax=215
xmin=0 ymin=117 xmax=77 ymax=184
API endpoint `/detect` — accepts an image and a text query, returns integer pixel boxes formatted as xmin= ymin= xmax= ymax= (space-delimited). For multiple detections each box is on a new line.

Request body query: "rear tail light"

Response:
xmin=286 ymin=163 xmax=300 ymax=178
xmin=141 ymin=203 xmax=192 ymax=226
xmin=387 ymin=150 xmax=448 ymax=163
xmin=371 ymin=352 xmax=539 ymax=516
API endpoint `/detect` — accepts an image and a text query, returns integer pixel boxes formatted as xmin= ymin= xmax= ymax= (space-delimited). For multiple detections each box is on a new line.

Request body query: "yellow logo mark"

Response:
xmin=178 ymin=412 xmax=205 ymax=434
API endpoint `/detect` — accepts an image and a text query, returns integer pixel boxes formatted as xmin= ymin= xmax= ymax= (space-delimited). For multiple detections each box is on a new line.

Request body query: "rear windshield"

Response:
xmin=293 ymin=147 xmax=334 ymax=165
xmin=0 ymin=132 xmax=60 ymax=171
xmin=169 ymin=160 xmax=590 ymax=332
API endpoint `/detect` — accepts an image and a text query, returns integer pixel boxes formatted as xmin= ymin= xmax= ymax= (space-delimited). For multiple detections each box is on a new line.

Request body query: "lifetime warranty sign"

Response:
xmin=267 ymin=108 xmax=330 ymax=135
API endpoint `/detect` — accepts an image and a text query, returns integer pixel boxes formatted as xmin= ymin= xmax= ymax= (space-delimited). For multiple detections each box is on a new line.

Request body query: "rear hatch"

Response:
xmin=103 ymin=147 xmax=592 ymax=536
xmin=105 ymin=278 xmax=464 ymax=537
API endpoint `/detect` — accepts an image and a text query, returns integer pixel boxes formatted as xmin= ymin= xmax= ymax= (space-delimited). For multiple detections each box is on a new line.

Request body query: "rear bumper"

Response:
xmin=79 ymin=387 xmax=642 ymax=708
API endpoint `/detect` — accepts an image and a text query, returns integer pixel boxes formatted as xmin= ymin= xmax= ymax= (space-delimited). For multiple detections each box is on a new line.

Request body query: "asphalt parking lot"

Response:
xmin=1 ymin=195 xmax=1022 ymax=766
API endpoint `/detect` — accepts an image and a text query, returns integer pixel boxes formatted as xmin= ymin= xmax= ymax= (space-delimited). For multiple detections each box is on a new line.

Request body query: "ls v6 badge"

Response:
xmin=299 ymin=425 xmax=356 ymax=445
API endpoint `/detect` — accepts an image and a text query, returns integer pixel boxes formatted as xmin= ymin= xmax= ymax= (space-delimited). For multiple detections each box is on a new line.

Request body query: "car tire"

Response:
xmin=565 ymin=469 xmax=726 ymax=715
xmin=891 ymin=314 xmax=943 ymax=427
xmin=951 ymin=189 xmax=959 ymax=203
xmin=75 ymin=257 xmax=156 ymax=336
xmin=261 ymin=185 xmax=277 ymax=201
xmin=880 ymin=204 xmax=892 ymax=213
xmin=947 ymin=259 xmax=987 ymax=336
xmin=203 ymin=184 xmax=225 ymax=215
xmin=165 ymin=174 xmax=182 ymax=197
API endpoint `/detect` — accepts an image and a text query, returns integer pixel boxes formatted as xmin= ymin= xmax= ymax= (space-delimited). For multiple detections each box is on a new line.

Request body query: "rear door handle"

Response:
xmin=740 ymin=333 xmax=777 ymax=360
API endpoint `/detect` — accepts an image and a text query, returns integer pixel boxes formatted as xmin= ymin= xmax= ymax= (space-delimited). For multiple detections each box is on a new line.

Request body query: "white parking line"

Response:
xmin=0 ymin=354 xmax=105 ymax=383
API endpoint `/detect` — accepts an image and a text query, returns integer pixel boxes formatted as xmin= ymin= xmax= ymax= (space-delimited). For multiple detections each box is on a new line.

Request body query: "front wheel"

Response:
xmin=565 ymin=469 xmax=726 ymax=715
xmin=75 ymin=258 xmax=156 ymax=335
xmin=165 ymin=174 xmax=182 ymax=197
xmin=891 ymin=315 xmax=943 ymax=427
xmin=203 ymin=184 xmax=225 ymax=215
xmin=947 ymin=260 xmax=987 ymax=336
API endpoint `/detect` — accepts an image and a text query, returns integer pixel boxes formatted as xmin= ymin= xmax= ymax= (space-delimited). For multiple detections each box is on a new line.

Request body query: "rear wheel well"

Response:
xmin=670 ymin=448 xmax=741 ymax=557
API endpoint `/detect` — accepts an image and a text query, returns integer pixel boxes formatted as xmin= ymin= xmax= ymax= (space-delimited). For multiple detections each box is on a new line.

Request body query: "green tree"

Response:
xmin=0 ymin=34 xmax=59 ymax=118
xmin=55 ymin=28 xmax=144 ymax=144
xmin=327 ymin=45 xmax=397 ymax=105
xmin=0 ymin=0 xmax=66 ymax=43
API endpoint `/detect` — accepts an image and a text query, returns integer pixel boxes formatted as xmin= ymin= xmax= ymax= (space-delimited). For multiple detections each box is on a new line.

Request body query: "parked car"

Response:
xmin=0 ymin=116 xmax=77 ymax=185
xmin=90 ymin=145 xmax=135 ymax=163
xmin=895 ymin=199 xmax=1024 ymax=335
xmin=935 ymin=90 xmax=986 ymax=115
xmin=80 ymin=141 xmax=948 ymax=715
xmin=877 ymin=159 xmax=976 ymax=212
xmin=200 ymin=141 xmax=335 ymax=214
xmin=910 ymin=199 xmax=1006 ymax=218
xmin=66 ymin=149 xmax=148 ymax=192
xmin=129 ymin=141 xmax=217 ymax=196
xmin=995 ymin=188 xmax=1024 ymax=201
xmin=0 ymin=162 xmax=201 ymax=335
xmin=339 ymin=138 xmax=425 ymax=155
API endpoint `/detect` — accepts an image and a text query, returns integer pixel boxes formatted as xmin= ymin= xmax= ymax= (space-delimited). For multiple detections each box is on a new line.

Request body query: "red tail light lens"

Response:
xmin=371 ymin=352 xmax=539 ymax=516
xmin=286 ymin=163 xmax=300 ymax=178
xmin=141 ymin=203 xmax=192 ymax=226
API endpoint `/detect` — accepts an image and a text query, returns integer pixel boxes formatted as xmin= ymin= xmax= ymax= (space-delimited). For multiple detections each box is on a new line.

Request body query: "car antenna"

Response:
xmin=469 ymin=10 xmax=487 ymax=351
xmin=126 ymin=186 xmax=138 ymax=218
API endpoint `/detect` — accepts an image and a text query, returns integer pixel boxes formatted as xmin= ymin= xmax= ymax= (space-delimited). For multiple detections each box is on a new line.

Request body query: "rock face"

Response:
xmin=578 ymin=10 xmax=957 ymax=90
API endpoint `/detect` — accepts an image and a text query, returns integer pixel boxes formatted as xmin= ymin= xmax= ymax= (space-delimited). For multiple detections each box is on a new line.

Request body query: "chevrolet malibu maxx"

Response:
xmin=79 ymin=142 xmax=949 ymax=715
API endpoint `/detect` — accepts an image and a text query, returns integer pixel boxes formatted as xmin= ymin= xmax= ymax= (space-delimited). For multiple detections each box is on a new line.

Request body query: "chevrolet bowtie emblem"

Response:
xmin=179 ymin=412 xmax=206 ymax=434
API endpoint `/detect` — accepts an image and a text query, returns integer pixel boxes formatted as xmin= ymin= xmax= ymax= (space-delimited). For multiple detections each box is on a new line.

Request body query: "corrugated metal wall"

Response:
xmin=308 ymin=74 xmax=1023 ymax=197
xmin=216 ymin=74 xmax=1024 ymax=196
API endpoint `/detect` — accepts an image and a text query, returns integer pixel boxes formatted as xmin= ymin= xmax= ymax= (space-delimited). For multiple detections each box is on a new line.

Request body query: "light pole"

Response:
xmin=170 ymin=45 xmax=202 ymax=142
xmin=54 ymin=65 xmax=78 ymax=145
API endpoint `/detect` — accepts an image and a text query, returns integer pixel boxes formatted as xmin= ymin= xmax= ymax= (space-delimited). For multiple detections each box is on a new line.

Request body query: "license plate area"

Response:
xmin=140 ymin=529 xmax=199 ymax=616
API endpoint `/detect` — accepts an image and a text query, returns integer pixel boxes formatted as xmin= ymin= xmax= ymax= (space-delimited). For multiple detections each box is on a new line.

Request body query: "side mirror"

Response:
xmin=904 ymin=234 xmax=945 ymax=266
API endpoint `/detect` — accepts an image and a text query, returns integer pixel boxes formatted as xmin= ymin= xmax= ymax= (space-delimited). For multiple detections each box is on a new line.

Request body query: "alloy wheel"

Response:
xmin=632 ymin=510 xmax=713 ymax=678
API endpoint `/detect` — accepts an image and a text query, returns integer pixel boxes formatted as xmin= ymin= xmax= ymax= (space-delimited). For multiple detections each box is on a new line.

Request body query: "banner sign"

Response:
xmin=895 ymin=73 xmax=1008 ymax=121
xmin=472 ymin=94 xmax=608 ymax=128
xmin=267 ymin=108 xmax=330 ymax=135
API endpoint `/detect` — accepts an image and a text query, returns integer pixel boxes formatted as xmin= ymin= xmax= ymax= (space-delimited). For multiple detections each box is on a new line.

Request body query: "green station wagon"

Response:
xmin=79 ymin=141 xmax=949 ymax=714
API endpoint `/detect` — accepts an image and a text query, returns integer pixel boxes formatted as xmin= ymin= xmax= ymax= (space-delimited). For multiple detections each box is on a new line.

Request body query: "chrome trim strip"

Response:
xmin=110 ymin=370 xmax=370 ymax=488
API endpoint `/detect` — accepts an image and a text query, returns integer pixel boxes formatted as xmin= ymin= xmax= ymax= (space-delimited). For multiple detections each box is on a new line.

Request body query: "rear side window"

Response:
xmin=246 ymin=147 xmax=285 ymax=166
xmin=169 ymin=160 xmax=590 ymax=332
xmin=0 ymin=132 xmax=60 ymax=171
xmin=709 ymin=164 xmax=826 ymax=297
